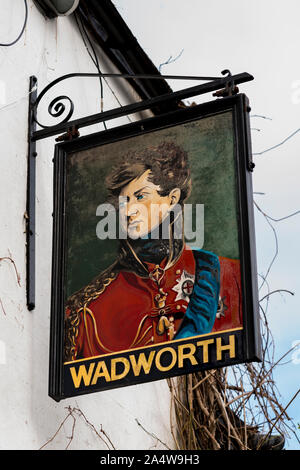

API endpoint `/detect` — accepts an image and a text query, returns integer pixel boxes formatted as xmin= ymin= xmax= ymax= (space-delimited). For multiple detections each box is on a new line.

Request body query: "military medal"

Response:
xmin=172 ymin=270 xmax=195 ymax=302
xmin=149 ymin=265 xmax=165 ymax=284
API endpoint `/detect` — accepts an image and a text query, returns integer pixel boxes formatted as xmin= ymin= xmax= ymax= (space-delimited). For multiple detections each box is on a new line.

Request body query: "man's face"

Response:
xmin=119 ymin=170 xmax=180 ymax=239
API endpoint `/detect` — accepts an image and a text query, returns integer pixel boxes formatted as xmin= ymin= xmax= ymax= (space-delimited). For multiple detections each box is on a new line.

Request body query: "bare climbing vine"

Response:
xmin=167 ymin=196 xmax=300 ymax=450
xmin=39 ymin=406 xmax=116 ymax=450
xmin=0 ymin=256 xmax=21 ymax=287
xmin=0 ymin=255 xmax=21 ymax=315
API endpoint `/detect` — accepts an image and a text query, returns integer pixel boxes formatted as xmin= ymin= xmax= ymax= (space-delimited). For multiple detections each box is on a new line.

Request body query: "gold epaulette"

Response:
xmin=64 ymin=270 xmax=118 ymax=361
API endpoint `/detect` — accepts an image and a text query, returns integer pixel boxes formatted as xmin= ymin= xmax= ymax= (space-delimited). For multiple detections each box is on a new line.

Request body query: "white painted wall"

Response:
xmin=0 ymin=1 xmax=174 ymax=450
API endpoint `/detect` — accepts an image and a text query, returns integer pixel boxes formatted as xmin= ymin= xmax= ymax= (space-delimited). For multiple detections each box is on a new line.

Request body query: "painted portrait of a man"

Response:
xmin=64 ymin=141 xmax=227 ymax=361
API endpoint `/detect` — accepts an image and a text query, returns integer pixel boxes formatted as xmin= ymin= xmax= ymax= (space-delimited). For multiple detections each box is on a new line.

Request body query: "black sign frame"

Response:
xmin=49 ymin=93 xmax=261 ymax=401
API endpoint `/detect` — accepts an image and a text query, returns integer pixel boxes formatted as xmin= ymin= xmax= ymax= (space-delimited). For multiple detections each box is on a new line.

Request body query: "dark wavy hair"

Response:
xmin=105 ymin=141 xmax=191 ymax=205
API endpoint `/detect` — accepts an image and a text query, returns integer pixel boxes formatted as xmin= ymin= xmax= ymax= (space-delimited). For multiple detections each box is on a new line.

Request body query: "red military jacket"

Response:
xmin=66 ymin=245 xmax=242 ymax=361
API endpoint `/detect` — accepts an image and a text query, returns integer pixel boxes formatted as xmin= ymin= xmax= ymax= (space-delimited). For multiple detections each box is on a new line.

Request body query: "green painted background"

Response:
xmin=65 ymin=110 xmax=240 ymax=298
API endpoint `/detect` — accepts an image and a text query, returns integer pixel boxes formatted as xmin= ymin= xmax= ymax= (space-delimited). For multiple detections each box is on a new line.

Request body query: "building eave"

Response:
xmin=77 ymin=0 xmax=180 ymax=114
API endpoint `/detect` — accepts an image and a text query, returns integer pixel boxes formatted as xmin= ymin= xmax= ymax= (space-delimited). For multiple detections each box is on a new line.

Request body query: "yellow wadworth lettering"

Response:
xmin=110 ymin=357 xmax=130 ymax=381
xmin=178 ymin=343 xmax=198 ymax=367
xmin=129 ymin=351 xmax=156 ymax=375
xmin=91 ymin=361 xmax=111 ymax=384
xmin=216 ymin=334 xmax=235 ymax=360
xmin=69 ymin=363 xmax=95 ymax=388
xmin=155 ymin=347 xmax=177 ymax=372
xmin=68 ymin=334 xmax=237 ymax=389
xmin=197 ymin=338 xmax=215 ymax=363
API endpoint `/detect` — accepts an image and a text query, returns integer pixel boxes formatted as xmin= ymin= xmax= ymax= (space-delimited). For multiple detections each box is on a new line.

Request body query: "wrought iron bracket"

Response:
xmin=30 ymin=70 xmax=254 ymax=141
xmin=26 ymin=69 xmax=254 ymax=310
xmin=27 ymin=76 xmax=38 ymax=310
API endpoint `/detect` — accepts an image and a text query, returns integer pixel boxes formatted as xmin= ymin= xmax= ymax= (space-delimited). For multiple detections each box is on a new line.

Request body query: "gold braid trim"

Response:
xmin=83 ymin=306 xmax=114 ymax=354
xmin=64 ymin=268 xmax=118 ymax=362
xmin=131 ymin=325 xmax=153 ymax=348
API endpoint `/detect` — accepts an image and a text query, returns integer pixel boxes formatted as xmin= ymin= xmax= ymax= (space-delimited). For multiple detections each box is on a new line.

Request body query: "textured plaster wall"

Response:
xmin=0 ymin=1 xmax=173 ymax=450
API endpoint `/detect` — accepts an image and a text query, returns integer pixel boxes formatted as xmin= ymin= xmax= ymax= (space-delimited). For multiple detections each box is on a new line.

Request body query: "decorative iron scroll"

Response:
xmin=31 ymin=70 xmax=236 ymax=130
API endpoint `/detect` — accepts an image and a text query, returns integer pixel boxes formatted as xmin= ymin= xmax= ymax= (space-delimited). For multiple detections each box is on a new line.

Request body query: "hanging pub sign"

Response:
xmin=49 ymin=93 xmax=261 ymax=401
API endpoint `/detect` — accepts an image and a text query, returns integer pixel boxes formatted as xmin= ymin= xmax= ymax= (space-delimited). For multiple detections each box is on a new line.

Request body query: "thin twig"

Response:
xmin=0 ymin=298 xmax=6 ymax=315
xmin=253 ymin=127 xmax=300 ymax=156
xmin=0 ymin=256 xmax=21 ymax=286
xmin=71 ymin=407 xmax=115 ymax=450
xmin=257 ymin=389 xmax=300 ymax=449
xmin=260 ymin=289 xmax=294 ymax=303
xmin=135 ymin=418 xmax=171 ymax=450
xmin=65 ymin=411 xmax=76 ymax=450
xmin=159 ymin=49 xmax=184 ymax=72
xmin=250 ymin=114 xmax=272 ymax=120
xmin=254 ymin=202 xmax=279 ymax=291
xmin=39 ymin=409 xmax=73 ymax=450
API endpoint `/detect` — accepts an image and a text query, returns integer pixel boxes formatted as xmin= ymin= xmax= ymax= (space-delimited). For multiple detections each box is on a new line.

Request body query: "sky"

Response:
xmin=113 ymin=0 xmax=300 ymax=449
